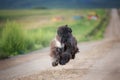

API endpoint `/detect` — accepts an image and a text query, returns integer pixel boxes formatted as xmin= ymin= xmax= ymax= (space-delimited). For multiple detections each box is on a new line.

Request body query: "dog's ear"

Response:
xmin=65 ymin=25 xmax=72 ymax=33
xmin=68 ymin=27 xmax=72 ymax=33
xmin=57 ymin=30 xmax=60 ymax=36
xmin=67 ymin=26 xmax=72 ymax=33
xmin=57 ymin=27 xmax=61 ymax=36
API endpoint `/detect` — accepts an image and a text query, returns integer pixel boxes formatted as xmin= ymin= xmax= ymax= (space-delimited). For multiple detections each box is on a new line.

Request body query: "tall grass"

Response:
xmin=27 ymin=25 xmax=56 ymax=50
xmin=0 ymin=21 xmax=34 ymax=58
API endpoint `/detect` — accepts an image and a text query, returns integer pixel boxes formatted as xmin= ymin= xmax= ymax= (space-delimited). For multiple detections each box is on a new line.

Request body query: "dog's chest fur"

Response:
xmin=54 ymin=37 xmax=64 ymax=48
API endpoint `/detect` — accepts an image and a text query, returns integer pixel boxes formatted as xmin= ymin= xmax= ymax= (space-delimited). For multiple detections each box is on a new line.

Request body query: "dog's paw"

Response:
xmin=52 ymin=61 xmax=58 ymax=67
xmin=71 ymin=54 xmax=75 ymax=59
xmin=78 ymin=49 xmax=80 ymax=52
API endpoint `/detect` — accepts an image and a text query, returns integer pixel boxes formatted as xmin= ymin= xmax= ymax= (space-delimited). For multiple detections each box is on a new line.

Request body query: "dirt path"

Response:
xmin=0 ymin=9 xmax=120 ymax=80
xmin=104 ymin=9 xmax=120 ymax=39
xmin=81 ymin=9 xmax=120 ymax=80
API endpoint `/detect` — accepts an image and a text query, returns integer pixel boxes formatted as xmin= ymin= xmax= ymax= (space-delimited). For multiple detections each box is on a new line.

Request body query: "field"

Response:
xmin=0 ymin=9 xmax=108 ymax=58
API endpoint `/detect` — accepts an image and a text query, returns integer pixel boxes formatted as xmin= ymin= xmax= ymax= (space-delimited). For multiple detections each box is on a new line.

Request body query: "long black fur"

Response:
xmin=50 ymin=25 xmax=79 ymax=66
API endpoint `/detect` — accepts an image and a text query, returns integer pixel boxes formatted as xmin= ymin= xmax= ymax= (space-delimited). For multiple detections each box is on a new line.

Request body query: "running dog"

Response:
xmin=50 ymin=25 xmax=79 ymax=66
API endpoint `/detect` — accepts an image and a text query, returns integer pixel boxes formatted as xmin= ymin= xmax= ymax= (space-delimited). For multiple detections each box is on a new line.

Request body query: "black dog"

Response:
xmin=50 ymin=25 xmax=79 ymax=66
xmin=57 ymin=25 xmax=79 ymax=58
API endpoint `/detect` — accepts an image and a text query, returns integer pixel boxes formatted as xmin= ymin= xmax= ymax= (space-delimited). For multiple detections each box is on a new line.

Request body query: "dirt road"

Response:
xmin=0 ymin=9 xmax=120 ymax=80
xmin=81 ymin=9 xmax=120 ymax=80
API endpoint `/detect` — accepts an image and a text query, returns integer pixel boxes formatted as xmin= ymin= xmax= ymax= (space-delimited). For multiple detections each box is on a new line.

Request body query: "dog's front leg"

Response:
xmin=52 ymin=48 xmax=62 ymax=67
xmin=52 ymin=57 xmax=59 ymax=67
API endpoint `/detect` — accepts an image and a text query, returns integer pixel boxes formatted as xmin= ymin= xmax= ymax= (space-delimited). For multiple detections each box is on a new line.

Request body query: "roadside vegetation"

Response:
xmin=0 ymin=9 xmax=109 ymax=59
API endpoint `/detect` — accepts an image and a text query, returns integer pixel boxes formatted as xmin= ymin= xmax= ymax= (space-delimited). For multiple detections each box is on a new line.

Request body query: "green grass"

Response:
xmin=0 ymin=20 xmax=35 ymax=58
xmin=85 ymin=10 xmax=110 ymax=40
xmin=0 ymin=9 xmax=108 ymax=59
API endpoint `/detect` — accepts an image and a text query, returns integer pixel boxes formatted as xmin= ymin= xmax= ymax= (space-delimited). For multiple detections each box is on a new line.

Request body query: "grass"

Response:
xmin=0 ymin=9 xmax=108 ymax=59
xmin=85 ymin=10 xmax=110 ymax=40
xmin=0 ymin=20 xmax=35 ymax=59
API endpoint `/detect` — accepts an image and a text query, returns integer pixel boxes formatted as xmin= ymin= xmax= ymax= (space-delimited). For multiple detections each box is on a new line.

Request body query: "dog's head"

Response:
xmin=59 ymin=51 xmax=71 ymax=65
xmin=57 ymin=25 xmax=72 ymax=43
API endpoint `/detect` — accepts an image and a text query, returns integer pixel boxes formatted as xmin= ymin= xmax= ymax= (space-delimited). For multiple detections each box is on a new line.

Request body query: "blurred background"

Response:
xmin=0 ymin=0 xmax=119 ymax=59
xmin=0 ymin=1 xmax=120 ymax=80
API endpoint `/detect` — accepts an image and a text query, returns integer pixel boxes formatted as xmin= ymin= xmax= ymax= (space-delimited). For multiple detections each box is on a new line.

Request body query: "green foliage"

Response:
xmin=27 ymin=26 xmax=56 ymax=50
xmin=85 ymin=11 xmax=110 ymax=41
xmin=0 ymin=21 xmax=34 ymax=58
